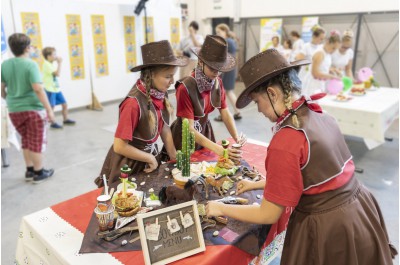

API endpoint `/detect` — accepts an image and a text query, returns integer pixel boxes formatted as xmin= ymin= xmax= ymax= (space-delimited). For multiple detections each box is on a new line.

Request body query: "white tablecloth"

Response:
xmin=15 ymin=208 xmax=122 ymax=265
xmin=319 ymin=87 xmax=399 ymax=149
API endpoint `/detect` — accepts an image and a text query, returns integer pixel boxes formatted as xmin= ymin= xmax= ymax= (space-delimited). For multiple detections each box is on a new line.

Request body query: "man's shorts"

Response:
xmin=46 ymin=91 xmax=66 ymax=107
xmin=9 ymin=110 xmax=47 ymax=153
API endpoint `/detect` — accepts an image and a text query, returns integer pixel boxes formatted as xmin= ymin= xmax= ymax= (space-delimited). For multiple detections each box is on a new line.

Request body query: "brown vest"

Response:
xmin=280 ymin=105 xmax=352 ymax=191
xmin=175 ymin=76 xmax=222 ymax=118
xmin=121 ymin=85 xmax=170 ymax=142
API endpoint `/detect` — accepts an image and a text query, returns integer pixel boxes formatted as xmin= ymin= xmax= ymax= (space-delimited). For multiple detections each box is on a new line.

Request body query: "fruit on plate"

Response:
xmin=114 ymin=192 xmax=140 ymax=217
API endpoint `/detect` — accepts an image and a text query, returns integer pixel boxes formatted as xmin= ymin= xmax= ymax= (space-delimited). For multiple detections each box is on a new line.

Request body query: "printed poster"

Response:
xmin=259 ymin=18 xmax=282 ymax=52
xmin=123 ymin=16 xmax=136 ymax=72
xmin=1 ymin=17 xmax=7 ymax=54
xmin=301 ymin=17 xmax=319 ymax=43
xmin=170 ymin=18 xmax=180 ymax=51
xmin=21 ymin=12 xmax=43 ymax=67
xmin=66 ymin=15 xmax=85 ymax=79
xmin=143 ymin=17 xmax=154 ymax=43
xmin=91 ymin=15 xmax=109 ymax=76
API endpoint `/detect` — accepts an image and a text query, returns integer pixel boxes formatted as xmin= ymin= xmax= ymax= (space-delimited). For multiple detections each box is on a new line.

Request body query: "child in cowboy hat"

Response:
xmin=166 ymin=35 xmax=245 ymax=162
xmin=95 ymin=40 xmax=188 ymax=187
xmin=206 ymin=49 xmax=397 ymax=264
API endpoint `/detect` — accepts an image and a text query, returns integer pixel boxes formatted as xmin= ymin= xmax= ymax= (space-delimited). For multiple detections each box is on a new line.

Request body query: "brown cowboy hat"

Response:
xmin=236 ymin=49 xmax=310 ymax=109
xmin=191 ymin=35 xmax=236 ymax=72
xmin=130 ymin=40 xmax=188 ymax=72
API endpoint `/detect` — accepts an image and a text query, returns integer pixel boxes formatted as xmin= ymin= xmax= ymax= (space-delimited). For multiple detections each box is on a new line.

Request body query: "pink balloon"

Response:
xmin=357 ymin=67 xmax=373 ymax=82
xmin=327 ymin=79 xmax=343 ymax=95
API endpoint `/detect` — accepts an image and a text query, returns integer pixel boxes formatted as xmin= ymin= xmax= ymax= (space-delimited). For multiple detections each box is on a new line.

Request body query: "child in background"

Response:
xmin=2 ymin=33 xmax=55 ymax=183
xmin=42 ymin=47 xmax=75 ymax=129
xmin=281 ymin=39 xmax=292 ymax=61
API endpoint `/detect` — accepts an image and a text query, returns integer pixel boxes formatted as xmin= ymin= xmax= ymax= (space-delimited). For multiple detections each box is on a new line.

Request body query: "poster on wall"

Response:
xmin=301 ymin=17 xmax=319 ymax=43
xmin=259 ymin=18 xmax=282 ymax=52
xmin=170 ymin=18 xmax=180 ymax=51
xmin=21 ymin=12 xmax=43 ymax=67
xmin=143 ymin=17 xmax=154 ymax=43
xmin=66 ymin=15 xmax=85 ymax=79
xmin=124 ymin=16 xmax=136 ymax=73
xmin=1 ymin=17 xmax=7 ymax=55
xmin=91 ymin=15 xmax=109 ymax=77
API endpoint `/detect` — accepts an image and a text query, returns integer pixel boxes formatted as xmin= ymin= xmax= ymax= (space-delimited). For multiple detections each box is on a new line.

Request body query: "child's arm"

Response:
xmin=32 ymin=83 xmax=55 ymax=123
xmin=53 ymin=57 xmax=63 ymax=77
xmin=187 ymin=118 xmax=241 ymax=160
xmin=206 ymin=198 xmax=284 ymax=225
xmin=311 ymin=52 xmax=337 ymax=80
xmin=113 ymin=137 xmax=158 ymax=173
xmin=160 ymin=124 xmax=176 ymax=160
xmin=1 ymin=83 xmax=6 ymax=99
xmin=236 ymin=179 xmax=266 ymax=195
xmin=219 ymin=108 xmax=240 ymax=142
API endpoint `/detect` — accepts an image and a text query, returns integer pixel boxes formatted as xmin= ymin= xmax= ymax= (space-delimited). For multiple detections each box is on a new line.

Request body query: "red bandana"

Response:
xmin=274 ymin=93 xmax=326 ymax=133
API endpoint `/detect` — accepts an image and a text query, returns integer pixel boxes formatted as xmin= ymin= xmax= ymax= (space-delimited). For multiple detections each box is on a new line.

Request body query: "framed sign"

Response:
xmin=137 ymin=200 xmax=205 ymax=265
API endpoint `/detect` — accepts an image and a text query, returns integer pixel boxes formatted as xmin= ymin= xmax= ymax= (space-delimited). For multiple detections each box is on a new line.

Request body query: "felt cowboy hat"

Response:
xmin=130 ymin=40 xmax=189 ymax=72
xmin=236 ymin=48 xmax=310 ymax=109
xmin=191 ymin=35 xmax=236 ymax=72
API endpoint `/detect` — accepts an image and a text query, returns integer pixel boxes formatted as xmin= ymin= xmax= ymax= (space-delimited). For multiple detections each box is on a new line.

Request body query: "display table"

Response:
xmin=318 ymin=87 xmax=399 ymax=149
xmin=15 ymin=140 xmax=268 ymax=265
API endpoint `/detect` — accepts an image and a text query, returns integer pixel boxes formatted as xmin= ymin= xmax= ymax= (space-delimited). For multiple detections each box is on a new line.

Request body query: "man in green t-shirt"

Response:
xmin=1 ymin=33 xmax=55 ymax=184
xmin=42 ymin=47 xmax=75 ymax=129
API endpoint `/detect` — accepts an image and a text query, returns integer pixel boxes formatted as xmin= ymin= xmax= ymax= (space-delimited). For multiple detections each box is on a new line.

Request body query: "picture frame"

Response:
xmin=137 ymin=200 xmax=205 ymax=265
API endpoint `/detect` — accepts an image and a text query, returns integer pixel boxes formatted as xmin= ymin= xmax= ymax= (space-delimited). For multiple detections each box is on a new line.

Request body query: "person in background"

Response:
xmin=1 ymin=33 xmax=55 ymax=184
xmin=168 ymin=35 xmax=244 ymax=163
xmin=42 ymin=47 xmax=76 ymax=129
xmin=302 ymin=30 xmax=341 ymax=96
xmin=296 ymin=26 xmax=326 ymax=80
xmin=281 ymin=39 xmax=292 ymax=61
xmin=289 ymin=30 xmax=304 ymax=61
xmin=177 ymin=21 xmax=204 ymax=78
xmin=214 ymin=23 xmax=242 ymax=121
xmin=271 ymin=35 xmax=284 ymax=53
xmin=331 ymin=29 xmax=355 ymax=80
xmin=95 ymin=41 xmax=188 ymax=187
xmin=207 ymin=49 xmax=397 ymax=265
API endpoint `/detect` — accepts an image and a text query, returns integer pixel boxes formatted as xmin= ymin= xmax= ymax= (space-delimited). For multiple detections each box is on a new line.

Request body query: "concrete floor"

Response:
xmin=2 ymin=82 xmax=399 ymax=264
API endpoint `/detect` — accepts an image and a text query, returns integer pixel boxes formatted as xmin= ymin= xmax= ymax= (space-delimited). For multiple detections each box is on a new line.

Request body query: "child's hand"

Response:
xmin=227 ymin=147 xmax=242 ymax=162
xmin=236 ymin=179 xmax=254 ymax=195
xmin=47 ymin=110 xmax=55 ymax=124
xmin=206 ymin=201 xmax=224 ymax=217
xmin=56 ymin=56 xmax=63 ymax=63
xmin=144 ymin=155 xmax=158 ymax=173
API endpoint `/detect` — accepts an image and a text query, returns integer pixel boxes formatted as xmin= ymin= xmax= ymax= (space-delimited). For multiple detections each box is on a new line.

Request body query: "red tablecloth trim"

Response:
xmin=110 ymin=245 xmax=254 ymax=265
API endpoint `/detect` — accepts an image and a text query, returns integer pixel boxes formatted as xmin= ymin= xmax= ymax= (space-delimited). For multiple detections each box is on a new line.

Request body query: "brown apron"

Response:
xmin=169 ymin=76 xmax=222 ymax=152
xmin=95 ymin=85 xmax=169 ymax=187
xmin=277 ymin=105 xmax=397 ymax=264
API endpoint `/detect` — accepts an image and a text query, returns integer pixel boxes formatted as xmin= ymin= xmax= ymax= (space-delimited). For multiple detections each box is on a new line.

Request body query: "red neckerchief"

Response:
xmin=274 ymin=93 xmax=325 ymax=133
xmin=136 ymin=79 xmax=164 ymax=110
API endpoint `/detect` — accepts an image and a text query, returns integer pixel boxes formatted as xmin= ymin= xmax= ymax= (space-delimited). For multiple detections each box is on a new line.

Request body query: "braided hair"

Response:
xmin=253 ymin=69 xmax=302 ymax=127
xmin=140 ymin=66 xmax=175 ymax=134
xmin=140 ymin=68 xmax=157 ymax=135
